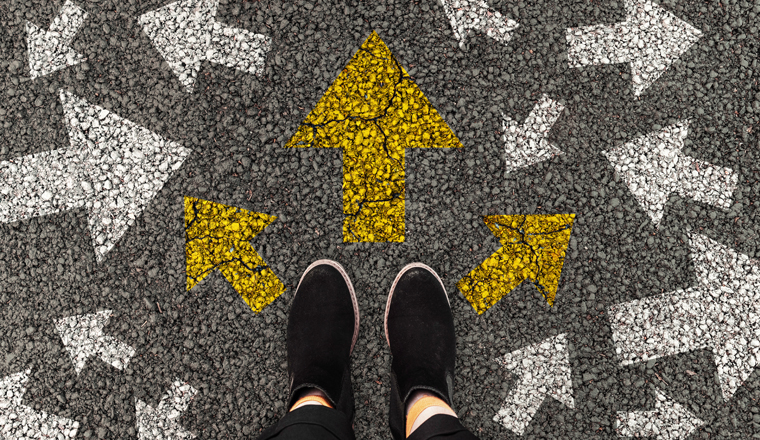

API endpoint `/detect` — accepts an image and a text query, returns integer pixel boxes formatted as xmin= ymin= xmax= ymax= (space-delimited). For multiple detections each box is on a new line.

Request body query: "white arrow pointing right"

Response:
xmin=26 ymin=0 xmax=87 ymax=79
xmin=493 ymin=333 xmax=575 ymax=435
xmin=609 ymin=233 xmax=760 ymax=401
xmin=617 ymin=388 xmax=704 ymax=439
xmin=566 ymin=0 xmax=702 ymax=96
xmin=0 ymin=90 xmax=191 ymax=261
xmin=136 ymin=380 xmax=198 ymax=440
xmin=503 ymin=94 xmax=565 ymax=175
xmin=0 ymin=370 xmax=80 ymax=439
xmin=439 ymin=0 xmax=519 ymax=48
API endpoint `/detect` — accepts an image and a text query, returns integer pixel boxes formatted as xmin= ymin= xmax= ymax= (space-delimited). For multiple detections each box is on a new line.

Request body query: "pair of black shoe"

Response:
xmin=286 ymin=260 xmax=457 ymax=440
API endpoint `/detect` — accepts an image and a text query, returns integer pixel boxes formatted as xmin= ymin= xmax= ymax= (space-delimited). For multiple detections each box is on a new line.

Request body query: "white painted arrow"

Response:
xmin=55 ymin=309 xmax=136 ymax=375
xmin=566 ymin=0 xmax=702 ymax=96
xmin=493 ymin=333 xmax=575 ymax=435
xmin=609 ymin=233 xmax=760 ymax=401
xmin=503 ymin=94 xmax=565 ymax=175
xmin=136 ymin=380 xmax=198 ymax=440
xmin=603 ymin=120 xmax=737 ymax=227
xmin=0 ymin=90 xmax=191 ymax=261
xmin=26 ymin=0 xmax=87 ymax=79
xmin=439 ymin=0 xmax=519 ymax=48
xmin=139 ymin=0 xmax=272 ymax=93
xmin=617 ymin=388 xmax=704 ymax=439
xmin=0 ymin=370 xmax=80 ymax=439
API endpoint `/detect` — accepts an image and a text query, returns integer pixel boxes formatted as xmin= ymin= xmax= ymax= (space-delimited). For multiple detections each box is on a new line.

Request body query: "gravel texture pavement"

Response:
xmin=1 ymin=0 xmax=759 ymax=438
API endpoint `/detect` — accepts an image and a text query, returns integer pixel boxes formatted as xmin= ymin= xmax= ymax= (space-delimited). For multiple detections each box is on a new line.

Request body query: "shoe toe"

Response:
xmin=385 ymin=265 xmax=452 ymax=345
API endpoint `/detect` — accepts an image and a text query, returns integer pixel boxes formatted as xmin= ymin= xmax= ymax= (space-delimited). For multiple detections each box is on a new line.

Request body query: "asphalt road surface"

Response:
xmin=1 ymin=0 xmax=759 ymax=438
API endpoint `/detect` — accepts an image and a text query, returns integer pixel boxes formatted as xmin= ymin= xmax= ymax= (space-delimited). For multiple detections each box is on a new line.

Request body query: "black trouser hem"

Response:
xmin=256 ymin=406 xmax=356 ymax=440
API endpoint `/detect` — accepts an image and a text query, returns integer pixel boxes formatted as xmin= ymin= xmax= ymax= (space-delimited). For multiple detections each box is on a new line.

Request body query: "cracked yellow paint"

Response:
xmin=285 ymin=31 xmax=462 ymax=242
xmin=457 ymin=214 xmax=575 ymax=314
xmin=185 ymin=197 xmax=284 ymax=313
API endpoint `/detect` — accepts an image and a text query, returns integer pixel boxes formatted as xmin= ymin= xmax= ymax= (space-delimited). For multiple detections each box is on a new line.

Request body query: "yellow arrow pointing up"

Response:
xmin=457 ymin=214 xmax=575 ymax=314
xmin=184 ymin=197 xmax=285 ymax=313
xmin=285 ymin=31 xmax=462 ymax=242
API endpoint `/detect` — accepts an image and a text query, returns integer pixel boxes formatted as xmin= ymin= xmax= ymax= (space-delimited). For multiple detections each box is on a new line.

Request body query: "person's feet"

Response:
xmin=287 ymin=260 xmax=359 ymax=420
xmin=385 ymin=263 xmax=458 ymax=439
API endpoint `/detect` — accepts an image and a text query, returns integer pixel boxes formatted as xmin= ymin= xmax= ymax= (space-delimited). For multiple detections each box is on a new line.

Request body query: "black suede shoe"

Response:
xmin=287 ymin=260 xmax=359 ymax=421
xmin=384 ymin=263 xmax=456 ymax=440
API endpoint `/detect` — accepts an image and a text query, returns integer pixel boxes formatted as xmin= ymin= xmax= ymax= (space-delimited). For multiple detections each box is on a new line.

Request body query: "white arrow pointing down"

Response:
xmin=503 ymin=94 xmax=565 ymax=175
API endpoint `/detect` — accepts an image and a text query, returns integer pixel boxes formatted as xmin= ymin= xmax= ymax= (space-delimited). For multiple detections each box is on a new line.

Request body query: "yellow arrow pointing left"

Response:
xmin=185 ymin=197 xmax=285 ymax=313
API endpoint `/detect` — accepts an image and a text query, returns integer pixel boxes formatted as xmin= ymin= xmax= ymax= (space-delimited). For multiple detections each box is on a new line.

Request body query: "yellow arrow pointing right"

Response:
xmin=185 ymin=197 xmax=285 ymax=313
xmin=457 ymin=214 xmax=575 ymax=314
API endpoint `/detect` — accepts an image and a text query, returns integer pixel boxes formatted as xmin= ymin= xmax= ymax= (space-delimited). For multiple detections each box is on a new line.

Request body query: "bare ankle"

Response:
xmin=405 ymin=391 xmax=457 ymax=437
xmin=290 ymin=388 xmax=332 ymax=411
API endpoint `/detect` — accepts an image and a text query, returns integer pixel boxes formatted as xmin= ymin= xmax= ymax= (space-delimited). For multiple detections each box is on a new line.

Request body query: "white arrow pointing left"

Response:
xmin=503 ymin=94 xmax=565 ymax=175
xmin=139 ymin=0 xmax=272 ymax=93
xmin=566 ymin=0 xmax=702 ymax=96
xmin=26 ymin=0 xmax=88 ymax=79
xmin=609 ymin=233 xmax=760 ymax=401
xmin=0 ymin=370 xmax=80 ymax=439
xmin=136 ymin=380 xmax=198 ymax=440
xmin=55 ymin=309 xmax=136 ymax=375
xmin=617 ymin=388 xmax=704 ymax=439
xmin=439 ymin=0 xmax=519 ymax=48
xmin=493 ymin=333 xmax=575 ymax=435
xmin=0 ymin=90 xmax=191 ymax=261
xmin=603 ymin=120 xmax=737 ymax=227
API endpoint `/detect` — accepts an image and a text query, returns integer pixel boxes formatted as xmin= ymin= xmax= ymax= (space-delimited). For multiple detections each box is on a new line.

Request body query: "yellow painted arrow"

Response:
xmin=457 ymin=214 xmax=575 ymax=314
xmin=184 ymin=197 xmax=285 ymax=313
xmin=285 ymin=31 xmax=462 ymax=242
